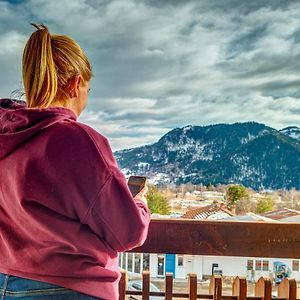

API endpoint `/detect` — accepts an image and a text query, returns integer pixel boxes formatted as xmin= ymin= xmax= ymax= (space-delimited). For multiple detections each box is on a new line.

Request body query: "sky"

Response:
xmin=1 ymin=0 xmax=300 ymax=150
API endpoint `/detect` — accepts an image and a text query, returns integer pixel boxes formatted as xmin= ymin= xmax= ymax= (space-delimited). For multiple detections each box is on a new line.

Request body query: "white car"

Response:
xmin=128 ymin=280 xmax=164 ymax=300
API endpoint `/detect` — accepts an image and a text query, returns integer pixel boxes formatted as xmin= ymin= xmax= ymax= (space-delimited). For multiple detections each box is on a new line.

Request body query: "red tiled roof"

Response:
xmin=262 ymin=208 xmax=300 ymax=220
xmin=181 ymin=204 xmax=233 ymax=220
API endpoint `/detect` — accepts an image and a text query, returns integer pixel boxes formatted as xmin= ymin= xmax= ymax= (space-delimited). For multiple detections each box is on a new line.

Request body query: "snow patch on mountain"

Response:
xmin=280 ymin=126 xmax=300 ymax=141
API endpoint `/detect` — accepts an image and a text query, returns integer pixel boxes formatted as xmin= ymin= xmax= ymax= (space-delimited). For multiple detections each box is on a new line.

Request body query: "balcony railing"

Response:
xmin=119 ymin=219 xmax=300 ymax=299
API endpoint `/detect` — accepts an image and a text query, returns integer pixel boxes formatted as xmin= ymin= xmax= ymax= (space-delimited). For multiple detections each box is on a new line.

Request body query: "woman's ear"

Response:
xmin=69 ymin=75 xmax=83 ymax=98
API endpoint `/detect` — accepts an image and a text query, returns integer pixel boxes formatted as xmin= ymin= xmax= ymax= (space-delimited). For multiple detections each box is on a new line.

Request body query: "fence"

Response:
xmin=119 ymin=272 xmax=296 ymax=299
xmin=118 ymin=219 xmax=300 ymax=299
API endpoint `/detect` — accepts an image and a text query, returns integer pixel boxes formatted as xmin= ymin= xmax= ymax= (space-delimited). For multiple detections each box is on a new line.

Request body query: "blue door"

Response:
xmin=165 ymin=254 xmax=176 ymax=277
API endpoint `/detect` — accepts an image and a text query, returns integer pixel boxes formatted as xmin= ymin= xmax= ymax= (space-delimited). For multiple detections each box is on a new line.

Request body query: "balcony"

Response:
xmin=119 ymin=219 xmax=300 ymax=299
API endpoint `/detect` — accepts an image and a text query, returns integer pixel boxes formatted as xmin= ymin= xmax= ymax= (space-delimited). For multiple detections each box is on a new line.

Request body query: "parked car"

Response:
xmin=128 ymin=280 xmax=163 ymax=300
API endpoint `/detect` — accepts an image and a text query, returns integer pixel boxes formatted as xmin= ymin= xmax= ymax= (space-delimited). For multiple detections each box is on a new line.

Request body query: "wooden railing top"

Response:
xmin=131 ymin=218 xmax=300 ymax=258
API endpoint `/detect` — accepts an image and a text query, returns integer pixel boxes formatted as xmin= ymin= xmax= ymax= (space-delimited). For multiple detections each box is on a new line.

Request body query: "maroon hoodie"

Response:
xmin=0 ymin=99 xmax=151 ymax=299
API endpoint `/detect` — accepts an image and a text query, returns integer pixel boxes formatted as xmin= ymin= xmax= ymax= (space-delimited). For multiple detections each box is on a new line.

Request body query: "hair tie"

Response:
xmin=31 ymin=23 xmax=48 ymax=32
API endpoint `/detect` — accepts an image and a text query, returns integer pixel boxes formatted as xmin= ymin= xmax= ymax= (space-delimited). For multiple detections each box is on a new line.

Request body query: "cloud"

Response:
xmin=1 ymin=0 xmax=300 ymax=150
xmin=79 ymin=109 xmax=169 ymax=150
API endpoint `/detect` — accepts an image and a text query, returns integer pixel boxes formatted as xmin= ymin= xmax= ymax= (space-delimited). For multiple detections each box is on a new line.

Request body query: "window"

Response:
xmin=122 ymin=253 xmax=126 ymax=270
xmin=143 ymin=253 xmax=150 ymax=271
xmin=255 ymin=260 xmax=262 ymax=271
xmin=292 ymin=260 xmax=299 ymax=271
xmin=178 ymin=255 xmax=184 ymax=266
xmin=157 ymin=255 xmax=165 ymax=276
xmin=127 ymin=253 xmax=133 ymax=272
xmin=118 ymin=253 xmax=122 ymax=268
xmin=262 ymin=260 xmax=269 ymax=271
xmin=247 ymin=260 xmax=253 ymax=270
xmin=134 ymin=253 xmax=141 ymax=274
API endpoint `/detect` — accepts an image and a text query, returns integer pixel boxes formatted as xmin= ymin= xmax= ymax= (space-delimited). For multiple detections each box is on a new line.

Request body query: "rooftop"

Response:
xmin=263 ymin=208 xmax=300 ymax=220
xmin=181 ymin=204 xmax=233 ymax=220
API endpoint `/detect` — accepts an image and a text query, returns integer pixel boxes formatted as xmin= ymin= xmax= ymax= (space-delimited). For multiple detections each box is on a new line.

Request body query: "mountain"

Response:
xmin=114 ymin=122 xmax=300 ymax=190
xmin=280 ymin=126 xmax=300 ymax=141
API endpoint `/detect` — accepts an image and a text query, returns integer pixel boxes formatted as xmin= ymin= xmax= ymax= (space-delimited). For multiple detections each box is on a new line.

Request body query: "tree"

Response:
xmin=147 ymin=186 xmax=170 ymax=215
xmin=206 ymin=182 xmax=214 ymax=191
xmin=255 ymin=196 xmax=274 ymax=214
xmin=236 ymin=197 xmax=256 ymax=214
xmin=226 ymin=185 xmax=249 ymax=210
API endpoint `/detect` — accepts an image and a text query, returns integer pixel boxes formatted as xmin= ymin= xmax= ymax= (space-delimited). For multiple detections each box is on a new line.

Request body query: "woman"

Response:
xmin=0 ymin=24 xmax=150 ymax=299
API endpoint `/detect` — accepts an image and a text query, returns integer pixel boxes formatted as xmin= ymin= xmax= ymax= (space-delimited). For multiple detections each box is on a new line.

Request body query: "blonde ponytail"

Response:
xmin=22 ymin=24 xmax=92 ymax=108
xmin=22 ymin=24 xmax=57 ymax=108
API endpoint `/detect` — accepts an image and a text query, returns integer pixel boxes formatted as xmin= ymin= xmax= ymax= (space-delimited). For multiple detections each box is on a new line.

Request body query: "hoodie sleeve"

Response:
xmin=79 ymin=125 xmax=151 ymax=252
xmin=83 ymin=168 xmax=151 ymax=252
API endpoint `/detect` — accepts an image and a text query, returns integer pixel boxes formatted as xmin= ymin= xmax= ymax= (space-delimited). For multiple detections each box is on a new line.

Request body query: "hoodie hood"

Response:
xmin=0 ymin=98 xmax=77 ymax=159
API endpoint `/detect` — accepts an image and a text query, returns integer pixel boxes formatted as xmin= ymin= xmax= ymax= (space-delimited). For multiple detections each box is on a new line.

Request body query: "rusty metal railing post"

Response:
xmin=232 ymin=276 xmax=247 ymax=300
xmin=209 ymin=275 xmax=222 ymax=300
xmin=188 ymin=273 xmax=198 ymax=300
xmin=165 ymin=272 xmax=173 ymax=300
xmin=142 ymin=271 xmax=150 ymax=300
xmin=255 ymin=277 xmax=271 ymax=300
xmin=118 ymin=270 xmax=127 ymax=300
xmin=278 ymin=278 xmax=297 ymax=300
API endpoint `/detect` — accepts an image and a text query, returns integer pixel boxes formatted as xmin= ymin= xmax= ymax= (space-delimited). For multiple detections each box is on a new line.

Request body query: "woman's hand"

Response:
xmin=135 ymin=184 xmax=148 ymax=205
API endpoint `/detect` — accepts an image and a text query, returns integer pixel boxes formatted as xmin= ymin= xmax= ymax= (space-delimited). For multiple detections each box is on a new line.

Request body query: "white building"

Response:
xmin=119 ymin=252 xmax=300 ymax=282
